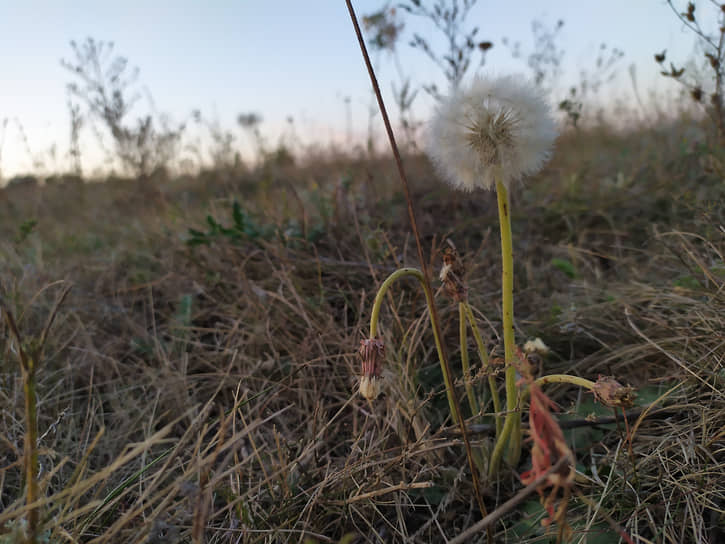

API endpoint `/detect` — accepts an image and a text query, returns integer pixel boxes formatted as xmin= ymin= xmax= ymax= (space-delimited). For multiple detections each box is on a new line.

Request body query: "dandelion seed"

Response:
xmin=426 ymin=75 xmax=557 ymax=191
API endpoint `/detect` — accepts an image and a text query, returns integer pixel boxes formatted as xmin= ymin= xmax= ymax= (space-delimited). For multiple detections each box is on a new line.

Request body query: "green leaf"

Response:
xmin=551 ymin=257 xmax=577 ymax=278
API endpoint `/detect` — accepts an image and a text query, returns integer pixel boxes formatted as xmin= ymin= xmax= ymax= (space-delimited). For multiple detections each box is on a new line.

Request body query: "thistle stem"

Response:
xmin=458 ymin=302 xmax=479 ymax=419
xmin=462 ymin=302 xmax=502 ymax=436
xmin=489 ymin=178 xmax=521 ymax=475
xmin=369 ymin=267 xmax=459 ymax=423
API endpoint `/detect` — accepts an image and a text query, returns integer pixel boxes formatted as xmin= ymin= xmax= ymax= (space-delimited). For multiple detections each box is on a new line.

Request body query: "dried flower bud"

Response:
xmin=592 ymin=375 xmax=636 ymax=408
xmin=654 ymin=50 xmax=666 ymax=64
xmin=439 ymin=243 xmax=467 ymax=302
xmin=706 ymin=53 xmax=720 ymax=70
xmin=684 ymin=2 xmax=695 ymax=21
xmin=359 ymin=338 xmax=385 ymax=399
xmin=669 ymin=63 xmax=685 ymax=78
xmin=691 ymin=87 xmax=703 ymax=102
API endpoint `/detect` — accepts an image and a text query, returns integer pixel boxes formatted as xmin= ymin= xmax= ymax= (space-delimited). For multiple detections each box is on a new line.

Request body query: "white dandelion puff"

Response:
xmin=426 ymin=75 xmax=558 ymax=191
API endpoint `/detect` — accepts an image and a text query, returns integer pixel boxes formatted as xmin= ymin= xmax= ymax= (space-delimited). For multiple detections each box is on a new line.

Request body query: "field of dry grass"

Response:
xmin=0 ymin=120 xmax=724 ymax=543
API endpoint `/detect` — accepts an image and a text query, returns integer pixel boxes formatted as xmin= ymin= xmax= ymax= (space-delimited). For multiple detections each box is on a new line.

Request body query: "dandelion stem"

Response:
xmin=520 ymin=374 xmax=597 ymax=405
xmin=459 ymin=302 xmax=479 ymax=419
xmin=463 ymin=302 xmax=502 ymax=436
xmin=489 ymin=177 xmax=521 ymax=474
xmin=369 ymin=267 xmax=459 ymax=423
xmin=533 ymin=374 xmax=596 ymax=391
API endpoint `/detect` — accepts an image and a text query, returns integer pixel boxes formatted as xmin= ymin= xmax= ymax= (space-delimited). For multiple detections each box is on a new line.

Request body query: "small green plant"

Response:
xmin=186 ymin=201 xmax=264 ymax=246
xmin=15 ymin=218 xmax=38 ymax=244
xmin=187 ymin=201 xmax=325 ymax=247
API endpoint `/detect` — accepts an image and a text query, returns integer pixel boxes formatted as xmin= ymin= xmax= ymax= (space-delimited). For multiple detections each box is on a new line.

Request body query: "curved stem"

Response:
xmin=369 ymin=267 xmax=459 ymax=423
xmin=463 ymin=302 xmax=502 ymax=436
xmin=533 ymin=374 xmax=596 ymax=391
xmin=369 ymin=267 xmax=422 ymax=338
xmin=519 ymin=374 xmax=597 ymax=407
xmin=459 ymin=302 xmax=479 ymax=418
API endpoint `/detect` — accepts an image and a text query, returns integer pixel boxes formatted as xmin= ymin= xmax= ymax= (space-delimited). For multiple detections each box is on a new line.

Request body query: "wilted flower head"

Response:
xmin=426 ymin=75 xmax=557 ymax=191
xmin=592 ymin=375 xmax=636 ymax=409
xmin=359 ymin=338 xmax=385 ymax=400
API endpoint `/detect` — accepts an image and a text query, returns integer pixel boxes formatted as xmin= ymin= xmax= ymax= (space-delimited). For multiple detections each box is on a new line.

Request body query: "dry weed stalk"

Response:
xmin=0 ymin=282 xmax=71 ymax=544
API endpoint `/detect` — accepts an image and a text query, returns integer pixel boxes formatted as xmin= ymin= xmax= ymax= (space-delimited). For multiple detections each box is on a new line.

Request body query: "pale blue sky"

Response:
xmin=0 ymin=1 xmax=711 ymax=176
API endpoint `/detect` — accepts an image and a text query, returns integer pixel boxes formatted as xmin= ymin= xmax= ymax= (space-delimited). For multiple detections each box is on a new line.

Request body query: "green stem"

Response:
xmin=369 ymin=267 xmax=459 ymax=424
xmin=489 ymin=178 xmax=521 ymax=474
xmin=519 ymin=374 xmax=597 ymax=406
xmin=463 ymin=302 xmax=502 ymax=436
xmin=459 ymin=302 xmax=479 ymax=419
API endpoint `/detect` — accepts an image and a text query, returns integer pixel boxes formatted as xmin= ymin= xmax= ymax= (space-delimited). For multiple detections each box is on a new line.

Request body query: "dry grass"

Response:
xmin=0 ymin=120 xmax=723 ymax=543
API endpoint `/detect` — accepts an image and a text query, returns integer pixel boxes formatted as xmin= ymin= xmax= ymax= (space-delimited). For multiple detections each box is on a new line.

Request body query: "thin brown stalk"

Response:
xmin=345 ymin=0 xmax=490 ymax=535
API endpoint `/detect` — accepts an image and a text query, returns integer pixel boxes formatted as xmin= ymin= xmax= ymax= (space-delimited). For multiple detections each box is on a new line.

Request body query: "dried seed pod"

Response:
xmin=706 ymin=53 xmax=720 ymax=70
xmin=439 ymin=242 xmax=467 ymax=302
xmin=684 ymin=2 xmax=695 ymax=21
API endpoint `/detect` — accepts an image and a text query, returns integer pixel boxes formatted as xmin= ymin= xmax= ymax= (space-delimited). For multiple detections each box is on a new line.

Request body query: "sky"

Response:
xmin=0 ymin=0 xmax=713 ymax=177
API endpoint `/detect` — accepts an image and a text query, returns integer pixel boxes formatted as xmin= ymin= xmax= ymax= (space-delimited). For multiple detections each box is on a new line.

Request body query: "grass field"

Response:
xmin=0 ymin=119 xmax=724 ymax=542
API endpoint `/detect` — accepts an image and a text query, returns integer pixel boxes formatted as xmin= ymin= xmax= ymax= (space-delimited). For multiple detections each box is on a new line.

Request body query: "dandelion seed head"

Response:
xmin=426 ymin=75 xmax=557 ymax=191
